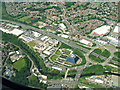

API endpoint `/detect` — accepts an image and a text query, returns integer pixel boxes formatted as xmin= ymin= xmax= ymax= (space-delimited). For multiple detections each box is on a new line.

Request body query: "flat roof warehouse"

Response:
xmin=92 ymin=25 xmax=111 ymax=36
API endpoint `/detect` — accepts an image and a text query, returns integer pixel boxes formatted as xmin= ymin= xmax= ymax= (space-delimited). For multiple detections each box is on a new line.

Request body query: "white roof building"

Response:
xmin=59 ymin=23 xmax=66 ymax=29
xmin=38 ymin=75 xmax=47 ymax=79
xmin=95 ymin=79 xmax=103 ymax=84
xmin=41 ymin=36 xmax=48 ymax=41
xmin=32 ymin=31 xmax=41 ymax=37
xmin=61 ymin=34 xmax=69 ymax=38
xmin=113 ymin=26 xmax=119 ymax=33
xmin=42 ymin=80 xmax=47 ymax=84
xmin=96 ymin=40 xmax=107 ymax=45
xmin=43 ymin=50 xmax=51 ymax=55
xmin=106 ymin=36 xmax=119 ymax=46
xmin=92 ymin=25 xmax=111 ymax=36
xmin=106 ymin=36 xmax=118 ymax=42
xmin=52 ymin=66 xmax=62 ymax=71
xmin=0 ymin=27 xmax=24 ymax=36
xmin=6 ymin=24 xmax=19 ymax=28
xmin=9 ymin=51 xmax=15 ymax=55
xmin=16 ymin=51 xmax=20 ymax=55
xmin=80 ymin=39 xmax=92 ymax=46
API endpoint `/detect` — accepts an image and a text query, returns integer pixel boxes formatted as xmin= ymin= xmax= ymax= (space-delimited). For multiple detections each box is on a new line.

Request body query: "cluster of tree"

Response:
xmin=28 ymin=75 xmax=47 ymax=89
xmin=114 ymin=52 xmax=120 ymax=58
xmin=65 ymin=2 xmax=76 ymax=8
xmin=10 ymin=56 xmax=31 ymax=86
xmin=82 ymin=65 xmax=105 ymax=75
xmin=68 ymin=69 xmax=77 ymax=76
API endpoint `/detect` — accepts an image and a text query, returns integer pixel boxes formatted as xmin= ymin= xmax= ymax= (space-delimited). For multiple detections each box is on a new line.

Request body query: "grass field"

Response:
xmin=51 ymin=55 xmax=58 ymax=61
xmin=114 ymin=52 xmax=120 ymax=58
xmin=13 ymin=58 xmax=26 ymax=71
xmin=63 ymin=49 xmax=70 ymax=55
xmin=18 ymin=16 xmax=31 ymax=24
xmin=55 ymin=50 xmax=61 ymax=55
xmin=93 ymin=48 xmax=110 ymax=58
xmin=93 ymin=48 xmax=102 ymax=54
xmin=28 ymin=41 xmax=36 ymax=47
xmin=89 ymin=54 xmax=104 ymax=63
xmin=112 ymin=57 xmax=120 ymax=63
xmin=101 ymin=49 xmax=111 ymax=58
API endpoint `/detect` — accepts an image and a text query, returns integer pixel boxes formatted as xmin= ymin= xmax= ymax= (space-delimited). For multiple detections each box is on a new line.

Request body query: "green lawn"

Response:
xmin=82 ymin=65 xmax=105 ymax=75
xmin=13 ymin=58 xmax=26 ymax=71
xmin=92 ymin=48 xmax=110 ymax=59
xmin=28 ymin=41 xmax=36 ymax=47
xmin=112 ymin=57 xmax=120 ymax=63
xmin=101 ymin=49 xmax=111 ymax=58
xmin=93 ymin=49 xmax=102 ymax=54
xmin=55 ymin=50 xmax=61 ymax=55
xmin=18 ymin=16 xmax=31 ymax=24
xmin=89 ymin=54 xmax=104 ymax=63
xmin=51 ymin=55 xmax=58 ymax=61
xmin=64 ymin=49 xmax=70 ymax=55
xmin=114 ymin=52 xmax=120 ymax=58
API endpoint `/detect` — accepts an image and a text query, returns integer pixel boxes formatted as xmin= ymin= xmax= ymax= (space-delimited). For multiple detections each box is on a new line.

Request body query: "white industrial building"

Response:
xmin=43 ymin=50 xmax=51 ymax=55
xmin=95 ymin=79 xmax=104 ymax=84
xmin=106 ymin=36 xmax=119 ymax=46
xmin=52 ymin=66 xmax=62 ymax=71
xmin=59 ymin=23 xmax=66 ymax=32
xmin=113 ymin=26 xmax=119 ymax=33
xmin=96 ymin=40 xmax=107 ymax=45
xmin=0 ymin=27 xmax=24 ymax=36
xmin=41 ymin=36 xmax=48 ymax=41
xmin=38 ymin=75 xmax=47 ymax=79
xmin=92 ymin=25 xmax=111 ymax=36
xmin=6 ymin=23 xmax=19 ymax=28
xmin=61 ymin=34 xmax=69 ymax=38
xmin=19 ymin=35 xmax=33 ymax=43
xmin=32 ymin=31 xmax=41 ymax=37
xmin=80 ymin=39 xmax=93 ymax=46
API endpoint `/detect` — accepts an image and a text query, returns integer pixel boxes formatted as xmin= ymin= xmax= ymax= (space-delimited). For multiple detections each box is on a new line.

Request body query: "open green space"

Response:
xmin=62 ymin=49 xmax=70 ymax=55
xmin=93 ymin=48 xmax=102 ymax=54
xmin=101 ymin=49 xmax=111 ymax=58
xmin=104 ymin=65 xmax=119 ymax=72
xmin=112 ymin=57 xmax=120 ymax=63
xmin=28 ymin=41 xmax=36 ymax=47
xmin=18 ymin=16 xmax=32 ymax=24
xmin=55 ymin=50 xmax=61 ymax=55
xmin=89 ymin=54 xmax=104 ymax=63
xmin=114 ymin=52 xmax=120 ymax=58
xmin=28 ymin=75 xmax=46 ymax=88
xmin=13 ymin=58 xmax=26 ymax=71
xmin=25 ymin=5 xmax=33 ymax=9
xmin=82 ymin=65 xmax=105 ymax=75
xmin=92 ymin=48 xmax=110 ymax=59
xmin=51 ymin=55 xmax=58 ymax=61
xmin=68 ymin=69 xmax=77 ymax=76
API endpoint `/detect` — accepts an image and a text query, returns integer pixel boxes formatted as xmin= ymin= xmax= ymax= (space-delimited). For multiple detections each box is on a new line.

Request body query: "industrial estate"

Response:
xmin=0 ymin=1 xmax=120 ymax=89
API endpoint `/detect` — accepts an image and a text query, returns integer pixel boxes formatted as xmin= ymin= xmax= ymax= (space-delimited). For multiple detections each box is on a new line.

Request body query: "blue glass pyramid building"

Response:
xmin=66 ymin=54 xmax=79 ymax=64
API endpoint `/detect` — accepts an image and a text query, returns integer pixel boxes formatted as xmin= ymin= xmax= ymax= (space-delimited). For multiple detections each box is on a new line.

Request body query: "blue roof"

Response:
xmin=66 ymin=57 xmax=76 ymax=64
